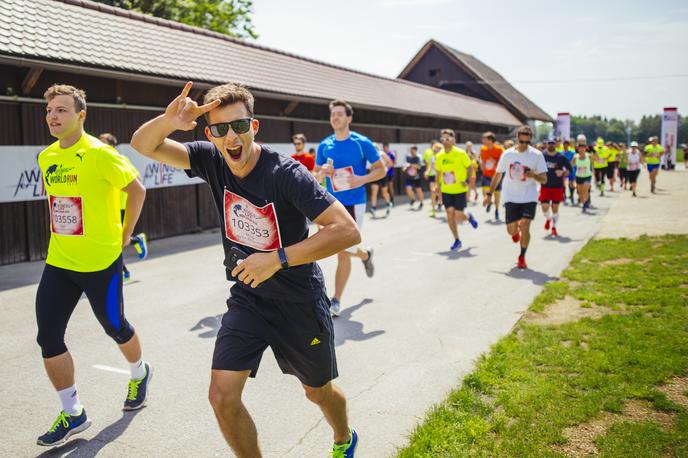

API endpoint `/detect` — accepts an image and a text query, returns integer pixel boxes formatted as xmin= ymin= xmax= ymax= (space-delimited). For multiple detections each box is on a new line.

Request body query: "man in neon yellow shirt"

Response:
xmin=644 ymin=136 xmax=663 ymax=193
xmin=423 ymin=141 xmax=442 ymax=216
xmin=592 ymin=137 xmax=609 ymax=196
xmin=99 ymin=132 xmax=149 ymax=281
xmin=35 ymin=85 xmax=150 ymax=447
xmin=435 ymin=128 xmax=478 ymax=251
xmin=606 ymin=141 xmax=619 ymax=192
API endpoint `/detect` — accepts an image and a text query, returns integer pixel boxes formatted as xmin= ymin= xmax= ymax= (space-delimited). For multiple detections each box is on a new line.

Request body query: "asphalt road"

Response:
xmin=0 ymin=190 xmax=615 ymax=457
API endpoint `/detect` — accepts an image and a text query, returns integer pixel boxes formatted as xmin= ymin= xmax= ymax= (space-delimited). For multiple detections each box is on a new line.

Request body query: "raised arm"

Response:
xmin=130 ymin=81 xmax=220 ymax=169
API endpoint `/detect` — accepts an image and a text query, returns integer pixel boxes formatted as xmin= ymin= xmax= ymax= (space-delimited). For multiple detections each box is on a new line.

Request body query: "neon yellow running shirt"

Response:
xmin=39 ymin=133 xmax=137 ymax=272
xmin=423 ymin=148 xmax=437 ymax=176
xmin=593 ymin=146 xmax=609 ymax=169
xmin=644 ymin=144 xmax=664 ymax=165
xmin=436 ymin=146 xmax=472 ymax=194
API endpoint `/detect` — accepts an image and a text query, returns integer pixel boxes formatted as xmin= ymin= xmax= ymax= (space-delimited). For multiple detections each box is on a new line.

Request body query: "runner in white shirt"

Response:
xmin=484 ymin=125 xmax=547 ymax=269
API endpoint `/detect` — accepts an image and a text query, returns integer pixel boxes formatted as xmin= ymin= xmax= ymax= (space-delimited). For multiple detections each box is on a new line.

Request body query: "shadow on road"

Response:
xmin=491 ymin=267 xmax=559 ymax=286
xmin=484 ymin=219 xmax=503 ymax=226
xmin=35 ymin=410 xmax=142 ymax=458
xmin=333 ymin=298 xmax=385 ymax=347
xmin=436 ymin=247 xmax=476 ymax=260
xmin=190 ymin=314 xmax=223 ymax=338
xmin=543 ymin=235 xmax=579 ymax=244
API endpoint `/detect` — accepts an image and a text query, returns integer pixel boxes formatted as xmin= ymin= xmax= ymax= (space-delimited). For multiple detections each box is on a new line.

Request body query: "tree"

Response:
xmin=93 ymin=0 xmax=257 ymax=38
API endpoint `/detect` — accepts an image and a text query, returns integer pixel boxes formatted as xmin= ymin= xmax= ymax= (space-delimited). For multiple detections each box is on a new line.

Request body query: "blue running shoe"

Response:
xmin=468 ymin=213 xmax=478 ymax=229
xmin=123 ymin=362 xmax=153 ymax=411
xmin=37 ymin=408 xmax=91 ymax=447
xmin=332 ymin=427 xmax=358 ymax=458
xmin=132 ymin=233 xmax=148 ymax=260
xmin=450 ymin=239 xmax=462 ymax=251
xmin=122 ymin=269 xmax=131 ymax=281
xmin=495 ymin=209 xmax=500 ymax=221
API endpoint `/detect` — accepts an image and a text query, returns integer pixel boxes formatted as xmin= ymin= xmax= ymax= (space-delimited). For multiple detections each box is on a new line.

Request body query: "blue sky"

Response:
xmin=252 ymin=0 xmax=688 ymax=121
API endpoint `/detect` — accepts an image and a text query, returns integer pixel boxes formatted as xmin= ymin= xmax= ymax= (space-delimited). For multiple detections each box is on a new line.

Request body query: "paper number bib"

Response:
xmin=442 ymin=171 xmax=456 ymax=184
xmin=484 ymin=158 xmax=496 ymax=171
xmin=508 ymin=163 xmax=528 ymax=182
xmin=577 ymin=165 xmax=589 ymax=175
xmin=49 ymin=196 xmax=84 ymax=236
xmin=407 ymin=166 xmax=418 ymax=177
xmin=331 ymin=166 xmax=354 ymax=192
xmin=224 ymin=190 xmax=282 ymax=251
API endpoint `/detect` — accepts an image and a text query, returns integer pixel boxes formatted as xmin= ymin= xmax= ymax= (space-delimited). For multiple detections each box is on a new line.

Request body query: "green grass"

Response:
xmin=397 ymin=235 xmax=688 ymax=457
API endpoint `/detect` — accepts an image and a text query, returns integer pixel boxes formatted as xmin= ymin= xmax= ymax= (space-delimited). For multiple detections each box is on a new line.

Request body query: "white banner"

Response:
xmin=555 ymin=113 xmax=571 ymax=141
xmin=0 ymin=144 xmax=203 ymax=203
xmin=661 ymin=107 xmax=678 ymax=166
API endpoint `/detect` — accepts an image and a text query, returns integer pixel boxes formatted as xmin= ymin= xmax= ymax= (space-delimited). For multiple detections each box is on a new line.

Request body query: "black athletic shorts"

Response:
xmin=606 ymin=162 xmax=617 ymax=179
xmin=480 ymin=175 xmax=503 ymax=191
xmin=626 ymin=169 xmax=640 ymax=183
xmin=213 ymin=286 xmax=337 ymax=388
xmin=426 ymin=175 xmax=436 ymax=183
xmin=373 ymin=175 xmax=389 ymax=186
xmin=619 ymin=167 xmax=627 ymax=180
xmin=575 ymin=176 xmax=592 ymax=185
xmin=36 ymin=255 xmax=134 ymax=358
xmin=594 ymin=168 xmax=606 ymax=183
xmin=441 ymin=192 xmax=467 ymax=210
xmin=505 ymin=202 xmax=537 ymax=224
xmin=405 ymin=178 xmax=422 ymax=188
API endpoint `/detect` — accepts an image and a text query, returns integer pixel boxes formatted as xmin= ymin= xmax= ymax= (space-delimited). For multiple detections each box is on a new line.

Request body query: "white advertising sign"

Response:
xmin=555 ymin=113 xmax=571 ymax=141
xmin=661 ymin=107 xmax=678 ymax=166
xmin=0 ymin=144 xmax=203 ymax=203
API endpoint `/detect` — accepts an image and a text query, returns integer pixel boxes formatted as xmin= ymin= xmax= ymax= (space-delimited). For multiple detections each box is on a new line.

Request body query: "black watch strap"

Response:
xmin=277 ymin=247 xmax=289 ymax=269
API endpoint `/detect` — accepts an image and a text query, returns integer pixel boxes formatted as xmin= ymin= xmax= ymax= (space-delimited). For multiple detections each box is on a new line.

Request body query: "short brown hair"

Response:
xmin=329 ymin=100 xmax=353 ymax=116
xmin=44 ymin=84 xmax=87 ymax=112
xmin=482 ymin=131 xmax=496 ymax=142
xmin=292 ymin=133 xmax=307 ymax=143
xmin=517 ymin=125 xmax=533 ymax=137
xmin=99 ymin=133 xmax=118 ymax=146
xmin=203 ymin=83 xmax=254 ymax=120
xmin=440 ymin=128 xmax=455 ymax=138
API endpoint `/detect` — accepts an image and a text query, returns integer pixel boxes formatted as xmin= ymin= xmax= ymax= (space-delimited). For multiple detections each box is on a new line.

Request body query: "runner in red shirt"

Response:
xmin=480 ymin=131 xmax=504 ymax=220
xmin=291 ymin=133 xmax=315 ymax=172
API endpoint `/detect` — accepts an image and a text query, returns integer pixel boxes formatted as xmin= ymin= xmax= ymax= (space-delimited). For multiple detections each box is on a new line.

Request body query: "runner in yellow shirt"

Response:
xmin=36 ymin=85 xmax=151 ymax=447
xmin=592 ymin=137 xmax=610 ymax=196
xmin=643 ymin=136 xmax=664 ymax=193
xmin=423 ymin=140 xmax=442 ymax=216
xmin=99 ymin=133 xmax=149 ymax=281
xmin=606 ymin=141 xmax=619 ymax=192
xmin=435 ymin=129 xmax=478 ymax=251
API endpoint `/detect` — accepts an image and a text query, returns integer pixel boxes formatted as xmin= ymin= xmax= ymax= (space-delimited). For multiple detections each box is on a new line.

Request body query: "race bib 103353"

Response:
xmin=223 ymin=190 xmax=282 ymax=251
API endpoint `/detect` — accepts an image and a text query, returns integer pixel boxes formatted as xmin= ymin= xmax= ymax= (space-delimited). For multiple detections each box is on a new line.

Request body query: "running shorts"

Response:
xmin=538 ymin=187 xmax=565 ymax=203
xmin=505 ymin=202 xmax=537 ymax=224
xmin=441 ymin=192 xmax=467 ymax=211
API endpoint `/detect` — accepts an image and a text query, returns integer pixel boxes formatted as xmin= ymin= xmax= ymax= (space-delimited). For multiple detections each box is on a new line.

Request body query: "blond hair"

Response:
xmin=44 ymin=84 xmax=86 ymax=112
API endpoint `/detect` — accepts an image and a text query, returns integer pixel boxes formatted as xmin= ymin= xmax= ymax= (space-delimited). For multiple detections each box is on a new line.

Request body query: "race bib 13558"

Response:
xmin=49 ymin=196 xmax=84 ymax=236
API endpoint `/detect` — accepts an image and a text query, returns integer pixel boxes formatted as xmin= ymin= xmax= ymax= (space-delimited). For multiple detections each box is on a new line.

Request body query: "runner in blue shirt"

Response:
xmin=314 ymin=100 xmax=386 ymax=316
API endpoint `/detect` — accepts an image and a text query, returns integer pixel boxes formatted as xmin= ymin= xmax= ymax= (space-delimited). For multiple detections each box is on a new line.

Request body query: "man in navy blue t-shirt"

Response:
xmin=314 ymin=100 xmax=386 ymax=317
xmin=131 ymin=82 xmax=361 ymax=457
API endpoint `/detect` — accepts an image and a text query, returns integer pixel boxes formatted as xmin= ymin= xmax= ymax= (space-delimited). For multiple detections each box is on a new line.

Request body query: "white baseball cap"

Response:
xmin=630 ymin=141 xmax=639 ymax=147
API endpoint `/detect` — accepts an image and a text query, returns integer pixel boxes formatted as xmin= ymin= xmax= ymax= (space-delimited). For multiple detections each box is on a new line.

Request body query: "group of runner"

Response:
xmin=31 ymin=79 xmax=670 ymax=458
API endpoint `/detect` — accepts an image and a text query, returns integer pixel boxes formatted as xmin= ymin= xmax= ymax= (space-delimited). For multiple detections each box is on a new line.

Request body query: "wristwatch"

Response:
xmin=277 ymin=247 xmax=289 ymax=270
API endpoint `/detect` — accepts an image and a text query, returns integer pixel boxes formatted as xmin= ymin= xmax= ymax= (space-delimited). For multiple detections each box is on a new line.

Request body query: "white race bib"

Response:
xmin=508 ymin=163 xmax=528 ymax=182
xmin=331 ymin=166 xmax=355 ymax=192
xmin=484 ymin=158 xmax=496 ymax=170
xmin=442 ymin=171 xmax=456 ymax=185
xmin=407 ymin=166 xmax=418 ymax=177
xmin=49 ymin=196 xmax=84 ymax=236
xmin=223 ymin=190 xmax=282 ymax=251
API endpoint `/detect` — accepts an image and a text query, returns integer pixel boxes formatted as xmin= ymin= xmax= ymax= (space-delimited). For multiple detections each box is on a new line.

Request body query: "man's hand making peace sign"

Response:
xmin=131 ymin=81 xmax=219 ymax=169
xmin=165 ymin=81 xmax=221 ymax=131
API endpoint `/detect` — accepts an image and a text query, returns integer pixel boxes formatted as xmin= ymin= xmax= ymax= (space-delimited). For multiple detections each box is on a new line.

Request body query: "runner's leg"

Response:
xmin=303 ymin=382 xmax=350 ymax=444
xmin=209 ymin=369 xmax=261 ymax=458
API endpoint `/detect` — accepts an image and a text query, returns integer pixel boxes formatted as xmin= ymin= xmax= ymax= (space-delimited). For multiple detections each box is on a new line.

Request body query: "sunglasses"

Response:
xmin=518 ymin=140 xmax=531 ymax=145
xmin=207 ymin=118 xmax=253 ymax=137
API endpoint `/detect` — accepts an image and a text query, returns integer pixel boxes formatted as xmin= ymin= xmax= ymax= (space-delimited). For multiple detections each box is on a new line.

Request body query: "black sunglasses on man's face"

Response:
xmin=208 ymin=118 xmax=252 ymax=137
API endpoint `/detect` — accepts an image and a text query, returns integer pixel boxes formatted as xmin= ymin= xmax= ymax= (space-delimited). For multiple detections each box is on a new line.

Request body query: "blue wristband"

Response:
xmin=277 ymin=247 xmax=289 ymax=270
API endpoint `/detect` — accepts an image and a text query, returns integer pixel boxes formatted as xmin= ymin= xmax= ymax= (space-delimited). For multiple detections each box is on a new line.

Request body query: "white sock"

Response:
xmin=552 ymin=213 xmax=559 ymax=227
xmin=544 ymin=209 xmax=551 ymax=220
xmin=58 ymin=385 xmax=82 ymax=416
xmin=130 ymin=358 xmax=146 ymax=380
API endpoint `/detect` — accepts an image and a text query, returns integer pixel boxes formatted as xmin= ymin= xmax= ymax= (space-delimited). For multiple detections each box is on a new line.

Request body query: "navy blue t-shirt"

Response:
xmin=543 ymin=152 xmax=572 ymax=188
xmin=185 ymin=142 xmax=336 ymax=301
